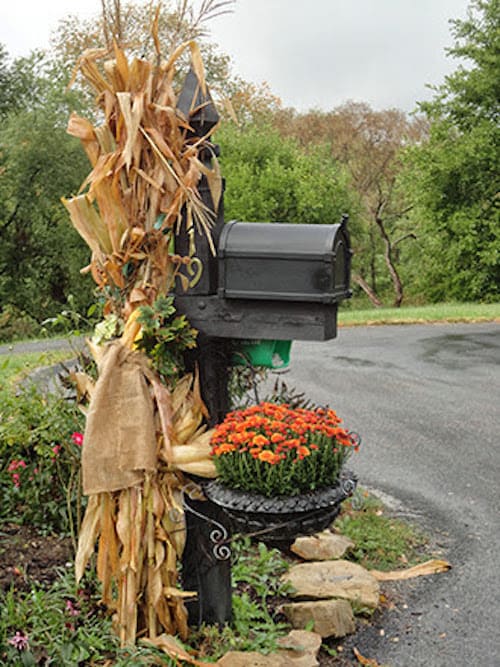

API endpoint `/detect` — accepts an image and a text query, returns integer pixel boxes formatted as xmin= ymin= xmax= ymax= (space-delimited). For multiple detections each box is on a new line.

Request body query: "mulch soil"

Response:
xmin=0 ymin=523 xmax=73 ymax=592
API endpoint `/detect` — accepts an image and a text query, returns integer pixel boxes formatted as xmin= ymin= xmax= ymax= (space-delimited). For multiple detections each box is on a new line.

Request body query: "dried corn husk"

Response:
xmin=75 ymin=341 xmax=216 ymax=643
xmin=370 ymin=559 xmax=452 ymax=581
xmin=70 ymin=19 xmax=223 ymax=649
xmin=64 ymin=37 xmax=220 ymax=315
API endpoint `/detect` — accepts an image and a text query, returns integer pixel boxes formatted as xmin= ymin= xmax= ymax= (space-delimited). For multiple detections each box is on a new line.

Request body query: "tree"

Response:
xmin=50 ymin=0 xmax=235 ymax=93
xmin=216 ymin=123 xmax=354 ymax=227
xmin=222 ymin=79 xmax=282 ymax=126
xmin=273 ymin=104 xmax=428 ymax=306
xmin=403 ymin=0 xmax=500 ymax=302
xmin=0 ymin=51 xmax=92 ymax=322
xmin=50 ymin=1 xmax=283 ymax=126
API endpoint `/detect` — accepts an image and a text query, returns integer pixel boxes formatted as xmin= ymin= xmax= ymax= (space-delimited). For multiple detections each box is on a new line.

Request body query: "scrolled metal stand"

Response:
xmin=181 ymin=492 xmax=233 ymax=627
xmin=183 ymin=496 xmax=231 ymax=562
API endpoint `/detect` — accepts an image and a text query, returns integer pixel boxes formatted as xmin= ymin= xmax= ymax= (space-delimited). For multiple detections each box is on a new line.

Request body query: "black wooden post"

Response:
xmin=176 ymin=69 xmax=233 ymax=627
xmin=174 ymin=68 xmax=353 ymax=627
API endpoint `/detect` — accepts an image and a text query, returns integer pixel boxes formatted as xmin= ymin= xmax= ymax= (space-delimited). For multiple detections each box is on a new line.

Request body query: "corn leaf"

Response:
xmin=142 ymin=633 xmax=205 ymax=665
xmin=370 ymin=559 xmax=452 ymax=581
xmin=62 ymin=195 xmax=112 ymax=256
xmin=75 ymin=494 xmax=101 ymax=582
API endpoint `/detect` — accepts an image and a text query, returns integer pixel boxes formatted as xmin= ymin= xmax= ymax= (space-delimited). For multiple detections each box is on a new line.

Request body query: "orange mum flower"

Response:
xmin=258 ymin=450 xmax=279 ymax=464
xmin=297 ymin=446 xmax=311 ymax=458
xmin=213 ymin=443 xmax=236 ymax=456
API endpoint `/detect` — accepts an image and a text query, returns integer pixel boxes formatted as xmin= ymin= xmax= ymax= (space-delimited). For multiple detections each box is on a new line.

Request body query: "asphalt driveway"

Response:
xmin=285 ymin=322 xmax=500 ymax=666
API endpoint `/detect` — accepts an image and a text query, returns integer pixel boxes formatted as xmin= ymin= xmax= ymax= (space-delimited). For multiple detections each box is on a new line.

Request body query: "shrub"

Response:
xmin=0 ymin=383 xmax=85 ymax=539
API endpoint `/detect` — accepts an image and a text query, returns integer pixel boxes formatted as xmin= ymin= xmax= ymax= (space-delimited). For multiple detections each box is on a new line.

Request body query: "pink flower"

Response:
xmin=71 ymin=432 xmax=84 ymax=447
xmin=12 ymin=473 xmax=21 ymax=488
xmin=65 ymin=599 xmax=80 ymax=617
xmin=51 ymin=445 xmax=61 ymax=457
xmin=7 ymin=459 xmax=26 ymax=472
xmin=8 ymin=631 xmax=29 ymax=651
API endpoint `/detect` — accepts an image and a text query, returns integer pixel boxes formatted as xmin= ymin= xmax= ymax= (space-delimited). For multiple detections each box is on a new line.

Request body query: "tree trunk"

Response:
xmin=375 ymin=214 xmax=404 ymax=308
xmin=352 ymin=273 xmax=383 ymax=307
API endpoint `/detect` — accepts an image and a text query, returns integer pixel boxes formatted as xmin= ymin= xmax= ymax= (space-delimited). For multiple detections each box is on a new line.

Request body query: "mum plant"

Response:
xmin=210 ymin=401 xmax=359 ymax=497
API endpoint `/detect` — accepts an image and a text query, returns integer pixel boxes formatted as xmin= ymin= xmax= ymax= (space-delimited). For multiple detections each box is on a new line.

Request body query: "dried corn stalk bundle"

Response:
xmin=67 ymin=15 xmax=221 ymax=650
xmin=75 ymin=326 xmax=217 ymax=646
xmin=63 ymin=12 xmax=221 ymax=318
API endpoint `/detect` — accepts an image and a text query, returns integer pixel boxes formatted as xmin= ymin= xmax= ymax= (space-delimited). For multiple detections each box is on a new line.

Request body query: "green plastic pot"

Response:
xmin=232 ymin=339 xmax=292 ymax=369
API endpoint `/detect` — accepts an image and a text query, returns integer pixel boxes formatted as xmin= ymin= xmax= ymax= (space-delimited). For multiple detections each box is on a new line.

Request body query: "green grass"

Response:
xmin=0 ymin=350 xmax=75 ymax=385
xmin=336 ymin=491 xmax=428 ymax=571
xmin=339 ymin=301 xmax=500 ymax=326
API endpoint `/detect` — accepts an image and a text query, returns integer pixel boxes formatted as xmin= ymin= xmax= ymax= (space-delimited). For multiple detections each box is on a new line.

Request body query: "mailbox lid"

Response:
xmin=218 ymin=220 xmax=351 ymax=303
xmin=219 ymin=221 xmax=339 ymax=259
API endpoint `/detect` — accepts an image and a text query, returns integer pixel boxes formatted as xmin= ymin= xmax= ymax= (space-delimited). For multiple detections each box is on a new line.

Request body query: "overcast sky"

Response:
xmin=0 ymin=0 xmax=471 ymax=112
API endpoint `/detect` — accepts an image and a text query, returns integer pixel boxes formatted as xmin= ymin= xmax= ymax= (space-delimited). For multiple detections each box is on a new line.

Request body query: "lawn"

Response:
xmin=339 ymin=301 xmax=500 ymax=326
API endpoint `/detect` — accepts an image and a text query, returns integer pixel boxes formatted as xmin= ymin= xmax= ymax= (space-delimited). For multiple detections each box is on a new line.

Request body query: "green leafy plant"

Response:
xmin=41 ymin=295 xmax=101 ymax=338
xmin=0 ymin=539 xmax=291 ymax=665
xmin=136 ymin=295 xmax=198 ymax=385
xmin=337 ymin=493 xmax=427 ymax=571
xmin=0 ymin=383 xmax=85 ymax=540
xmin=0 ymin=567 xmax=177 ymax=666
xmin=188 ymin=539 xmax=291 ymax=660
xmin=210 ymin=401 xmax=359 ymax=496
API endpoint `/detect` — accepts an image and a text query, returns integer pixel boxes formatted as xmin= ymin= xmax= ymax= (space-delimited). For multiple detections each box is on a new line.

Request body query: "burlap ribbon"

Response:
xmin=82 ymin=341 xmax=157 ymax=494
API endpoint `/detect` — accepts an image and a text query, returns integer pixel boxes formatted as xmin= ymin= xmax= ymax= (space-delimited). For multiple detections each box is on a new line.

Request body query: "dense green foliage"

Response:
xmin=217 ymin=123 xmax=354 ymax=226
xmin=0 ymin=378 xmax=85 ymax=539
xmin=402 ymin=0 xmax=499 ymax=302
xmin=0 ymin=50 xmax=93 ymax=330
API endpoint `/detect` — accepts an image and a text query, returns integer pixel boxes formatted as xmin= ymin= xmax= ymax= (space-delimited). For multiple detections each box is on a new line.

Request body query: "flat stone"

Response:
xmin=290 ymin=531 xmax=355 ymax=560
xmin=276 ymin=630 xmax=322 ymax=666
xmin=283 ymin=599 xmax=356 ymax=638
xmin=217 ymin=630 xmax=321 ymax=667
xmin=217 ymin=652 xmax=283 ymax=667
xmin=215 ymin=651 xmax=285 ymax=667
xmin=282 ymin=560 xmax=380 ymax=609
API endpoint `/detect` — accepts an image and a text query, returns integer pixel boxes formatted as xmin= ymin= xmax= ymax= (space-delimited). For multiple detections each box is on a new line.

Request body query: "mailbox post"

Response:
xmin=176 ymin=70 xmax=352 ymax=627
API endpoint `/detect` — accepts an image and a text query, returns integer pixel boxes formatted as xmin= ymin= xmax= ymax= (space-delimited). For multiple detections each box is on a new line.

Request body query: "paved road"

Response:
xmin=0 ymin=337 xmax=82 ymax=356
xmin=285 ymin=322 xmax=500 ymax=666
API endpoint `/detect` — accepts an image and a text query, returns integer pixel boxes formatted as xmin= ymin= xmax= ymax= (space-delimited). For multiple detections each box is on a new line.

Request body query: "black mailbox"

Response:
xmin=175 ymin=217 xmax=352 ymax=342
xmin=173 ymin=67 xmax=352 ymax=343
xmin=218 ymin=219 xmax=351 ymax=304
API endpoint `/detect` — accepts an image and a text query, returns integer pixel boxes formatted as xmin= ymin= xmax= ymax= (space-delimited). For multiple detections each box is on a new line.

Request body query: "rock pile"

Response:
xmin=215 ymin=529 xmax=380 ymax=666
xmin=281 ymin=530 xmax=380 ymax=639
